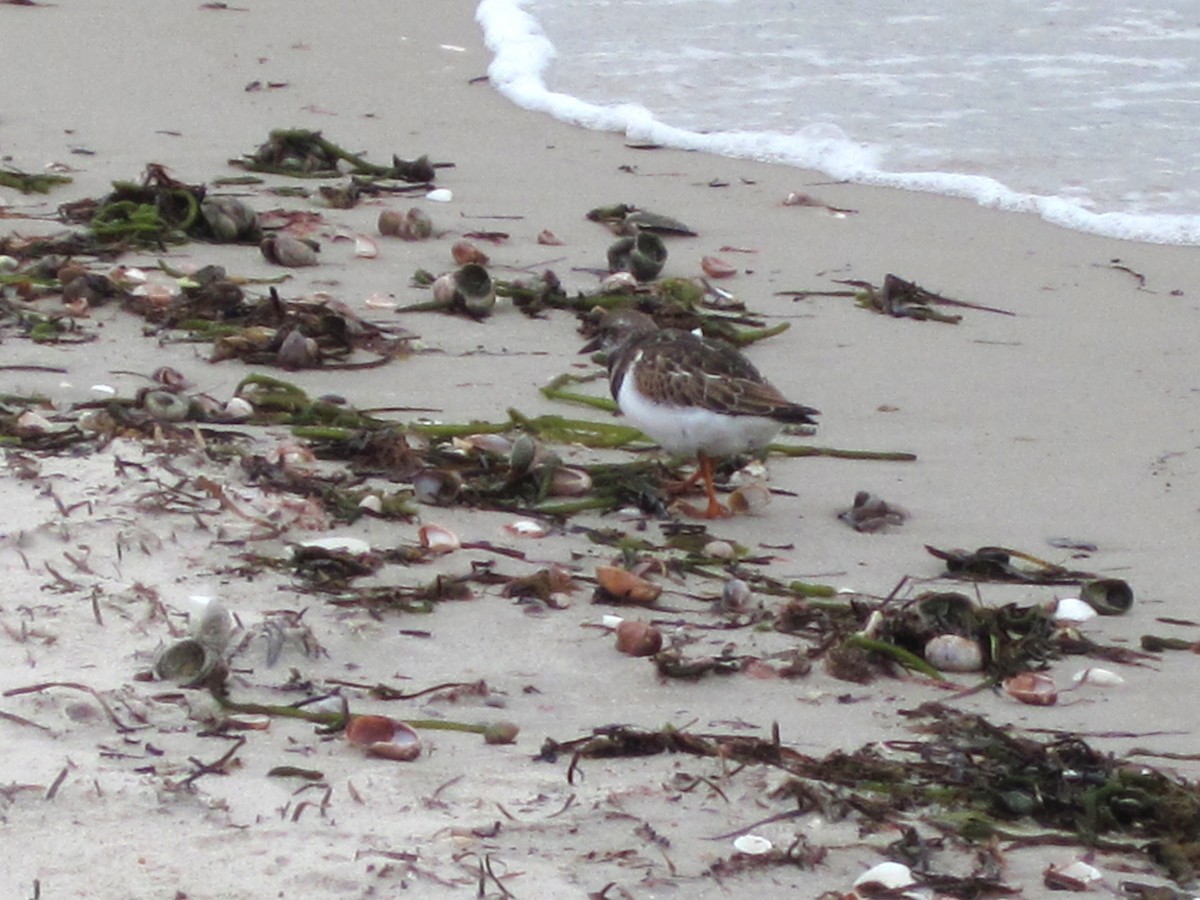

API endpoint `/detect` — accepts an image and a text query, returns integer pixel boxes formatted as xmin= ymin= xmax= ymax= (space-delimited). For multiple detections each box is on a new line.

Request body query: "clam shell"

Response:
xmin=923 ymin=634 xmax=984 ymax=673
xmin=353 ymin=234 xmax=379 ymax=259
xmin=223 ymin=396 xmax=254 ymax=421
xmin=1003 ymin=671 xmax=1058 ymax=706
xmin=701 ymin=255 xmax=737 ymax=279
xmin=345 ymin=715 xmax=422 ymax=762
xmin=411 ymin=468 xmax=462 ymax=505
xmin=451 ymin=239 xmax=489 ymax=266
xmin=853 ymin=861 xmax=915 ymax=891
xmin=614 ymin=620 xmax=663 ymax=657
xmin=503 ymin=519 xmax=549 ymax=538
xmin=727 ymin=482 xmax=771 ymax=515
xmin=548 ymin=466 xmax=592 ymax=497
xmin=425 ymin=188 xmax=453 ymax=203
xmin=595 ymin=565 xmax=662 ymax=605
xmin=600 ymin=271 xmax=639 ymax=292
xmin=419 ymin=523 xmax=460 ymax=554
xmin=1053 ymin=597 xmax=1098 ymax=624
xmin=1071 ymin=666 xmax=1125 ymax=687
xmin=260 ymin=233 xmax=319 ymax=267
xmin=703 ymin=540 xmax=736 ymax=560
xmin=732 ymin=835 xmax=773 ymax=856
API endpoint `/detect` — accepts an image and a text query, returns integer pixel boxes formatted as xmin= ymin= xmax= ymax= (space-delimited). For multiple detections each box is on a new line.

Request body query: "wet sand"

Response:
xmin=2 ymin=2 xmax=1200 ymax=896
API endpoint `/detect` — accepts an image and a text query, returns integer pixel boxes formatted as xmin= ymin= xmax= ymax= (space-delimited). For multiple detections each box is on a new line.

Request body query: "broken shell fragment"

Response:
xmin=1003 ymin=671 xmax=1058 ymax=706
xmin=614 ymin=620 xmax=663 ymax=657
xmin=853 ymin=861 xmax=915 ymax=892
xmin=345 ymin=715 xmax=422 ymax=762
xmin=418 ymin=523 xmax=460 ymax=554
xmin=1071 ymin=666 xmax=1125 ymax=687
xmin=701 ymin=255 xmax=737 ymax=279
xmin=1044 ymin=859 xmax=1103 ymax=891
xmin=923 ymin=634 xmax=984 ymax=673
xmin=353 ymin=234 xmax=379 ymax=258
xmin=503 ymin=519 xmax=550 ymax=538
xmin=425 ymin=188 xmax=453 ymax=203
xmin=411 ymin=468 xmax=462 ymax=505
xmin=595 ymin=565 xmax=662 ymax=605
xmin=537 ymin=228 xmax=564 ymax=245
xmin=223 ymin=396 xmax=254 ymax=421
xmin=14 ymin=410 xmax=54 ymax=436
xmin=732 ymin=834 xmax=773 ymax=856
xmin=1080 ymin=578 xmax=1133 ymax=615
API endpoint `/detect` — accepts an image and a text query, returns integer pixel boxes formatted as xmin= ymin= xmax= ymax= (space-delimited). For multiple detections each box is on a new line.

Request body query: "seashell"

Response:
xmin=452 ymin=263 xmax=496 ymax=318
xmin=353 ymin=234 xmax=379 ymax=259
xmin=153 ymin=366 xmax=191 ymax=391
xmin=595 ymin=565 xmax=662 ymax=605
xmin=601 ymin=614 xmax=625 ymax=629
xmin=134 ymin=280 xmax=178 ymax=308
xmin=363 ymin=292 xmax=396 ymax=310
xmin=295 ymin=536 xmax=373 ymax=556
xmin=545 ymin=466 xmax=592 ymax=498
xmin=923 ymin=634 xmax=984 ymax=673
xmin=600 ymin=271 xmax=639 ymax=292
xmin=109 ymin=265 xmax=148 ymax=286
xmin=853 ymin=861 xmax=915 ymax=892
xmin=701 ymin=255 xmax=737 ymax=279
xmin=1076 ymin=667 xmax=1125 ymax=688
xmin=419 ymin=523 xmax=460 ymax=554
xmin=260 ymin=233 xmax=319 ymax=267
xmin=0 ymin=254 xmax=18 ymax=272
xmin=1044 ymin=859 xmax=1103 ymax=890
xmin=154 ymin=638 xmax=219 ymax=686
xmin=345 ymin=714 xmax=422 ymax=761
xmin=1053 ymin=596 xmax=1098 ymax=624
xmin=425 ymin=188 xmax=453 ymax=203
xmin=456 ymin=433 xmax=514 ymax=457
xmin=537 ymin=228 xmax=564 ymax=246
xmin=14 ymin=410 xmax=53 ymax=436
xmin=277 ymin=329 xmax=320 ymax=369
xmin=143 ymin=389 xmax=190 ymax=423
xmin=503 ymin=519 xmax=549 ymax=538
xmin=483 ymin=721 xmax=520 ymax=745
xmin=358 ymin=494 xmax=383 ymax=514
xmin=732 ymin=835 xmax=773 ymax=856
xmin=402 ymin=207 xmax=433 ymax=240
xmin=411 ymin=468 xmax=462 ymax=505
xmin=223 ymin=396 xmax=254 ymax=421
xmin=614 ymin=620 xmax=663 ymax=656
xmin=1079 ymin=578 xmax=1133 ymax=615
xmin=1003 ymin=671 xmax=1057 ymax=706
xmin=704 ymin=540 xmax=736 ymax=560
xmin=727 ymin=482 xmax=771 ymax=515
xmin=451 ymin=239 xmax=489 ymax=266
xmin=377 ymin=208 xmax=405 ymax=236
xmin=90 ymin=384 xmax=118 ymax=398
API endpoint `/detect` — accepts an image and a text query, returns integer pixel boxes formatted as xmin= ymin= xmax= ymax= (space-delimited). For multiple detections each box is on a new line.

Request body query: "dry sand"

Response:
xmin=2 ymin=1 xmax=1200 ymax=897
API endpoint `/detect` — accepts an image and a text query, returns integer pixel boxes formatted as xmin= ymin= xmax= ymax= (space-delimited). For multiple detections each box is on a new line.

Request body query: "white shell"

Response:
xmin=90 ymin=384 xmax=118 ymax=398
xmin=853 ymin=861 xmax=915 ymax=891
xmin=703 ymin=540 xmax=735 ymax=560
xmin=1051 ymin=860 xmax=1102 ymax=884
xmin=1054 ymin=597 xmax=1098 ymax=624
xmin=419 ymin=523 xmax=460 ymax=554
xmin=353 ymin=234 xmax=379 ymax=259
xmin=363 ymin=292 xmax=396 ymax=310
xmin=295 ymin=536 xmax=372 ymax=556
xmin=15 ymin=410 xmax=52 ymax=435
xmin=425 ymin=188 xmax=453 ymax=203
xmin=923 ymin=634 xmax=984 ymax=673
xmin=358 ymin=494 xmax=383 ymax=514
xmin=601 ymin=614 xmax=625 ymax=629
xmin=504 ymin=519 xmax=549 ymax=538
xmin=223 ymin=396 xmax=254 ymax=421
xmin=1071 ymin=666 xmax=1125 ymax=687
xmin=732 ymin=834 xmax=773 ymax=856
xmin=188 ymin=596 xmax=233 ymax=651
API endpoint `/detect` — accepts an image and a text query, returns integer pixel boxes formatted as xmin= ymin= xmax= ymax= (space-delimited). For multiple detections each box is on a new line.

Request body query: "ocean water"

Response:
xmin=475 ymin=0 xmax=1200 ymax=245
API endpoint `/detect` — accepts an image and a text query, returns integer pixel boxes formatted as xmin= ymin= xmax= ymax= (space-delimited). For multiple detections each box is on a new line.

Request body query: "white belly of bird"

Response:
xmin=618 ymin=376 xmax=782 ymax=457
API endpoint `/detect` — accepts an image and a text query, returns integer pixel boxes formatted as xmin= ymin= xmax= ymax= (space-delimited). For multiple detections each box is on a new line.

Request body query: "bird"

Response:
xmin=584 ymin=310 xmax=819 ymax=518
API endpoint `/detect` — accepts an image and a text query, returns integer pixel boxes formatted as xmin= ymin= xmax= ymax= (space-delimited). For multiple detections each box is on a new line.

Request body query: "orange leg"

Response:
xmin=696 ymin=453 xmax=731 ymax=519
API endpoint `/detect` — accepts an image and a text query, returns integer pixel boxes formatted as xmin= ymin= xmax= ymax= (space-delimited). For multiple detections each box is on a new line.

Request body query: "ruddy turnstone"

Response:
xmin=585 ymin=310 xmax=819 ymax=518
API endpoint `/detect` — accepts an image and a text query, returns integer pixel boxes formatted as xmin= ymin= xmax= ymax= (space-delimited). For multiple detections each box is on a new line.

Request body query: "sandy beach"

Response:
xmin=3 ymin=2 xmax=1200 ymax=897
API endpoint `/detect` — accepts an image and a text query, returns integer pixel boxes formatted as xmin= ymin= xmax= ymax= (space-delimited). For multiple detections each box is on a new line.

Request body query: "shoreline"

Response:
xmin=2 ymin=2 xmax=1200 ymax=896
